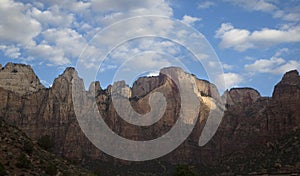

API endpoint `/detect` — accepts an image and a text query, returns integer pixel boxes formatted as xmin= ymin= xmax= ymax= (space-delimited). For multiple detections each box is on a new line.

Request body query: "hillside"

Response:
xmin=0 ymin=118 xmax=92 ymax=175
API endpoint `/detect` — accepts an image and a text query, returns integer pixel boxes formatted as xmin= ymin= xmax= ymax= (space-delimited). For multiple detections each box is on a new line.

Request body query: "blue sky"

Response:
xmin=0 ymin=0 xmax=299 ymax=96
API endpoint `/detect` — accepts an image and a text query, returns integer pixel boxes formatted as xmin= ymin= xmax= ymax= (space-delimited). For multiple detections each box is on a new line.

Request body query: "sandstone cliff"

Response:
xmin=0 ymin=62 xmax=44 ymax=95
xmin=0 ymin=63 xmax=299 ymax=175
xmin=0 ymin=118 xmax=92 ymax=175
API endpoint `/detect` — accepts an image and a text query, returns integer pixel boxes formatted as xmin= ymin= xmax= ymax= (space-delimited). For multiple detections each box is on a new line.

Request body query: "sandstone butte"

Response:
xmin=0 ymin=62 xmax=299 ymax=174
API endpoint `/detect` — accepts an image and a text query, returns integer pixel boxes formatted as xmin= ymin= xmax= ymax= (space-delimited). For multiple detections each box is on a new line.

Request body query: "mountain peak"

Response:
xmin=224 ymin=87 xmax=261 ymax=106
xmin=61 ymin=67 xmax=78 ymax=80
xmin=272 ymin=69 xmax=300 ymax=99
xmin=281 ymin=70 xmax=299 ymax=84
xmin=0 ymin=62 xmax=44 ymax=95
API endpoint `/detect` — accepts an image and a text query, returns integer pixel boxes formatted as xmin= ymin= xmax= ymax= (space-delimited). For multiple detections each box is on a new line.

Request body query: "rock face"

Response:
xmin=0 ymin=63 xmax=299 ymax=174
xmin=224 ymin=87 xmax=261 ymax=106
xmin=0 ymin=118 xmax=92 ymax=175
xmin=273 ymin=70 xmax=300 ymax=100
xmin=0 ymin=62 xmax=44 ymax=95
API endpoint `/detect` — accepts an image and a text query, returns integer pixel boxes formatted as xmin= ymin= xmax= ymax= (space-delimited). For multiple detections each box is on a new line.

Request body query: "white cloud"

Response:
xmin=222 ymin=63 xmax=234 ymax=70
xmin=40 ymin=79 xmax=52 ymax=87
xmin=146 ymin=71 xmax=160 ymax=77
xmin=216 ymin=72 xmax=243 ymax=90
xmin=225 ymin=0 xmax=300 ymax=22
xmin=181 ymin=15 xmax=201 ymax=26
xmin=245 ymin=57 xmax=300 ymax=74
xmin=225 ymin=0 xmax=277 ymax=12
xmin=99 ymin=64 xmax=117 ymax=72
xmin=0 ymin=0 xmax=41 ymax=45
xmin=197 ymin=1 xmax=215 ymax=9
xmin=0 ymin=0 xmax=178 ymax=69
xmin=42 ymin=28 xmax=87 ymax=58
xmin=274 ymin=48 xmax=288 ymax=57
xmin=27 ymin=44 xmax=70 ymax=65
xmin=110 ymin=52 xmax=176 ymax=84
xmin=0 ymin=45 xmax=20 ymax=59
xmin=215 ymin=23 xmax=300 ymax=51
xmin=20 ymin=0 xmax=91 ymax=13
xmin=30 ymin=6 xmax=74 ymax=28
xmin=90 ymin=0 xmax=173 ymax=25
xmin=245 ymin=48 xmax=300 ymax=75
xmin=245 ymin=57 xmax=285 ymax=72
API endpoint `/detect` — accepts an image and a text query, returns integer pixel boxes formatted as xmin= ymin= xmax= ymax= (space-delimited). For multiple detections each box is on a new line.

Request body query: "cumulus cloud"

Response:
xmin=245 ymin=57 xmax=300 ymax=75
xmin=0 ymin=0 xmax=41 ymax=45
xmin=274 ymin=48 xmax=289 ymax=57
xmin=109 ymin=52 xmax=177 ymax=84
xmin=224 ymin=0 xmax=276 ymax=12
xmin=181 ymin=15 xmax=201 ymax=26
xmin=0 ymin=45 xmax=21 ymax=59
xmin=42 ymin=28 xmax=87 ymax=58
xmin=216 ymin=72 xmax=243 ymax=90
xmin=225 ymin=0 xmax=300 ymax=22
xmin=197 ymin=1 xmax=215 ymax=9
xmin=0 ymin=0 xmax=176 ymax=68
xmin=30 ymin=6 xmax=74 ymax=28
xmin=245 ymin=48 xmax=300 ymax=74
xmin=146 ymin=71 xmax=160 ymax=77
xmin=27 ymin=44 xmax=70 ymax=65
xmin=90 ymin=0 xmax=173 ymax=25
xmin=215 ymin=23 xmax=300 ymax=51
xmin=222 ymin=63 xmax=234 ymax=70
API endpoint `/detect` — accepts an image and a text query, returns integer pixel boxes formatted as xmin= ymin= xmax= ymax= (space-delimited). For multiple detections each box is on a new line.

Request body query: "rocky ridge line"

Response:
xmin=0 ymin=63 xmax=299 ymax=175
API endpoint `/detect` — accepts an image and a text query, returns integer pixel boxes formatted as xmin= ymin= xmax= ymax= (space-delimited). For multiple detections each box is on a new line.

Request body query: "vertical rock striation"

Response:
xmin=0 ymin=63 xmax=299 ymax=168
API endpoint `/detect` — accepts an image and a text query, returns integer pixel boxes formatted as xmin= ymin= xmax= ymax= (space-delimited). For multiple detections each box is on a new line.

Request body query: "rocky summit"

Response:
xmin=0 ymin=62 xmax=299 ymax=175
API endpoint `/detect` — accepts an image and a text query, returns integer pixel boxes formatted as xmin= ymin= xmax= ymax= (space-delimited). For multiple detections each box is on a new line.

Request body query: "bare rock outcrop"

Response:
xmin=0 ymin=62 xmax=44 ymax=95
xmin=273 ymin=70 xmax=300 ymax=100
xmin=224 ymin=87 xmax=261 ymax=106
xmin=0 ymin=63 xmax=299 ymax=172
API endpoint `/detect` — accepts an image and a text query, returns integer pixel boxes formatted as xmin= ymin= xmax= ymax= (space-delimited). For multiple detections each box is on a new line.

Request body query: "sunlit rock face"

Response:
xmin=0 ymin=62 xmax=44 ymax=95
xmin=0 ymin=63 xmax=299 ymax=167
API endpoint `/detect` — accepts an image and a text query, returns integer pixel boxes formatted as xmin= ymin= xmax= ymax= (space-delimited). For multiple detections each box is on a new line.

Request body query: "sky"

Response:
xmin=0 ymin=0 xmax=300 ymax=96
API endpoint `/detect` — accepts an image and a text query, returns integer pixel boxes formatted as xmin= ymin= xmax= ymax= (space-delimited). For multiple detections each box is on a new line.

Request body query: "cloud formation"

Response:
xmin=197 ymin=1 xmax=216 ymax=9
xmin=0 ymin=0 xmax=175 ymax=67
xmin=181 ymin=15 xmax=201 ymax=26
xmin=216 ymin=72 xmax=243 ymax=90
xmin=245 ymin=49 xmax=300 ymax=74
xmin=215 ymin=23 xmax=300 ymax=51
xmin=245 ymin=57 xmax=300 ymax=74
xmin=225 ymin=0 xmax=300 ymax=22
xmin=0 ymin=0 xmax=41 ymax=45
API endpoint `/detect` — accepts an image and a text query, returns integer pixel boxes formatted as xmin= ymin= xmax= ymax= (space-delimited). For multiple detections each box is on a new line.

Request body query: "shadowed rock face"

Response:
xmin=0 ymin=118 xmax=92 ymax=175
xmin=0 ymin=63 xmax=299 ymax=168
xmin=224 ymin=87 xmax=261 ymax=106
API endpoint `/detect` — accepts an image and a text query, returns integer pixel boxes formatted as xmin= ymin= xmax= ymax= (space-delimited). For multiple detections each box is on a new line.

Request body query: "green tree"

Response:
xmin=45 ymin=163 xmax=57 ymax=176
xmin=173 ymin=164 xmax=197 ymax=176
xmin=37 ymin=135 xmax=55 ymax=152
xmin=16 ymin=153 xmax=31 ymax=168
xmin=23 ymin=140 xmax=34 ymax=154
xmin=0 ymin=162 xmax=7 ymax=175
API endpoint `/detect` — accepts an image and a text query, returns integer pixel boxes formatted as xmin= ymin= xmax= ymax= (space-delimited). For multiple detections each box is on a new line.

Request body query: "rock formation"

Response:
xmin=0 ymin=118 xmax=92 ymax=175
xmin=0 ymin=62 xmax=44 ymax=95
xmin=0 ymin=63 xmax=299 ymax=175
xmin=223 ymin=87 xmax=261 ymax=106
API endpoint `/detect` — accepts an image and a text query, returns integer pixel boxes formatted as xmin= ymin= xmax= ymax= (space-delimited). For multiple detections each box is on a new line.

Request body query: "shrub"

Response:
xmin=16 ymin=153 xmax=31 ymax=168
xmin=0 ymin=162 xmax=7 ymax=175
xmin=38 ymin=135 xmax=54 ymax=152
xmin=45 ymin=163 xmax=57 ymax=176
xmin=173 ymin=164 xmax=197 ymax=176
xmin=23 ymin=140 xmax=34 ymax=154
